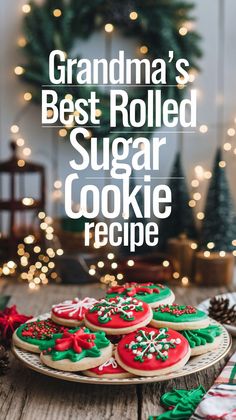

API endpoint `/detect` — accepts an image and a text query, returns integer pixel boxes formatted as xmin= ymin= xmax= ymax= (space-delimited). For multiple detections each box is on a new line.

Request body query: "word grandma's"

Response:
xmin=65 ymin=131 xmax=172 ymax=252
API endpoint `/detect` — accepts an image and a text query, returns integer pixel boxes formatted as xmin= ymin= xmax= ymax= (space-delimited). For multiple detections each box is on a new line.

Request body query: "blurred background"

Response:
xmin=0 ymin=0 xmax=236 ymax=289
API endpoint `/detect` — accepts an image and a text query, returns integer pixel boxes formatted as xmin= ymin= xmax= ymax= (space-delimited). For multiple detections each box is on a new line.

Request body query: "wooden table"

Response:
xmin=0 ymin=282 xmax=235 ymax=420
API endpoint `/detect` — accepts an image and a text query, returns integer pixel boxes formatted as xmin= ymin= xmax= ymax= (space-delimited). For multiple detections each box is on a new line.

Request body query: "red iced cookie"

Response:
xmin=84 ymin=296 xmax=153 ymax=335
xmin=115 ymin=326 xmax=190 ymax=377
xmin=51 ymin=297 xmax=97 ymax=327
xmin=84 ymin=355 xmax=133 ymax=378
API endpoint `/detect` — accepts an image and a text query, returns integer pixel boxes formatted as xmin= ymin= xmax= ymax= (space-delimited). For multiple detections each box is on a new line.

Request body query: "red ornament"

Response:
xmin=0 ymin=305 xmax=32 ymax=345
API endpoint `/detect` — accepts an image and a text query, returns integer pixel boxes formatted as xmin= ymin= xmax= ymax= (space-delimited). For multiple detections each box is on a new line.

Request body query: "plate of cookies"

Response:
xmin=12 ymin=282 xmax=232 ymax=385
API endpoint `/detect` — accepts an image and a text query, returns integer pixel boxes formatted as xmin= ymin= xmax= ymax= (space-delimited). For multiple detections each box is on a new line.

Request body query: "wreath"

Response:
xmin=19 ymin=0 xmax=201 ymax=145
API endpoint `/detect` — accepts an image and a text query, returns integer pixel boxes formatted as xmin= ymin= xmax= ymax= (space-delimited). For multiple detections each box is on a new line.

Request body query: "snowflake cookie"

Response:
xmin=84 ymin=296 xmax=153 ymax=335
xmin=115 ymin=327 xmax=190 ymax=377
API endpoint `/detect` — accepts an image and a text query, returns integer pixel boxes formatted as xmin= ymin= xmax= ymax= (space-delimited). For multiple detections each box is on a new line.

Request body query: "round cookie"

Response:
xmin=106 ymin=282 xmax=175 ymax=308
xmin=13 ymin=318 xmax=68 ymax=353
xmin=150 ymin=304 xmax=209 ymax=330
xmin=115 ymin=326 xmax=190 ymax=377
xmin=51 ymin=297 xmax=97 ymax=327
xmin=40 ymin=327 xmax=112 ymax=372
xmin=84 ymin=296 xmax=153 ymax=335
xmin=83 ymin=355 xmax=133 ymax=378
xmin=180 ymin=325 xmax=222 ymax=356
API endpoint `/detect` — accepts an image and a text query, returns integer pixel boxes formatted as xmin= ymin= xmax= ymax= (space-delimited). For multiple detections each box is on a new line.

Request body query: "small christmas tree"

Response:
xmin=158 ymin=152 xmax=197 ymax=250
xmin=201 ymin=148 xmax=236 ymax=251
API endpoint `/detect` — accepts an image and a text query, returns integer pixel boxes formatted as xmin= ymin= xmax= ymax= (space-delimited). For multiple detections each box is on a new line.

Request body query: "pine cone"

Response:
xmin=209 ymin=296 xmax=236 ymax=325
xmin=0 ymin=345 xmax=9 ymax=375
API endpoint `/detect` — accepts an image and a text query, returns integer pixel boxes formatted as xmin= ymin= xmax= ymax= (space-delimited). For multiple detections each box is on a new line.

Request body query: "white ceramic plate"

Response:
xmin=198 ymin=292 xmax=236 ymax=337
xmin=12 ymin=313 xmax=231 ymax=385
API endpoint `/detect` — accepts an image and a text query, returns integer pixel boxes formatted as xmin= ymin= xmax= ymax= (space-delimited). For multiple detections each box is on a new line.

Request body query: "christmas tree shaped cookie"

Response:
xmin=115 ymin=326 xmax=190 ymax=377
xmin=40 ymin=327 xmax=112 ymax=372
xmin=13 ymin=318 xmax=69 ymax=353
xmin=106 ymin=282 xmax=175 ymax=308
xmin=180 ymin=325 xmax=222 ymax=356
xmin=51 ymin=297 xmax=97 ymax=327
xmin=84 ymin=296 xmax=153 ymax=335
xmin=150 ymin=304 xmax=209 ymax=330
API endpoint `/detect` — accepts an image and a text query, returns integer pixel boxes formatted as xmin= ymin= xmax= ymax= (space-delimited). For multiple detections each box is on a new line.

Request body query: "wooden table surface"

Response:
xmin=0 ymin=282 xmax=235 ymax=420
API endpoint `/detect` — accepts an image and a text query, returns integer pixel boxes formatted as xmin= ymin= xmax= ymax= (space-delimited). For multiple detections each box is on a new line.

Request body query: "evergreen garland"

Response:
xmin=201 ymin=148 xmax=236 ymax=252
xmin=19 ymin=0 xmax=201 ymax=145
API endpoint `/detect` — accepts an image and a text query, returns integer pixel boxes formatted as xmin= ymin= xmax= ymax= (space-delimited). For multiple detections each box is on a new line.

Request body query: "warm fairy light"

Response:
xmin=193 ymin=192 xmax=201 ymax=201
xmin=111 ymin=262 xmax=118 ymax=269
xmin=219 ymin=251 xmax=226 ymax=257
xmin=181 ymin=277 xmax=189 ymax=286
xmin=23 ymin=147 xmax=31 ymax=156
xmin=47 ymin=109 xmax=54 ymax=118
xmin=204 ymin=251 xmax=210 ymax=257
xmin=35 ymin=262 xmax=42 ymax=269
xmin=188 ymin=199 xmax=196 ymax=207
xmin=197 ymin=212 xmax=205 ymax=220
xmin=173 ymin=272 xmax=180 ymax=279
xmin=21 ymin=256 xmax=28 ymax=266
xmin=56 ymin=249 xmax=64 ymax=256
xmin=95 ymin=109 xmax=102 ymax=117
xmin=53 ymin=9 xmax=62 ymax=17
xmin=46 ymin=233 xmax=53 ymax=240
xmin=85 ymin=130 xmax=92 ymax=139
xmin=48 ymin=262 xmax=55 ymax=269
xmin=219 ymin=160 xmax=226 ymax=168
xmin=127 ymin=259 xmax=134 ymax=266
xmin=14 ymin=66 xmax=24 ymax=75
xmin=17 ymin=159 xmax=25 ymax=167
xmin=191 ymin=179 xmax=199 ymax=187
xmin=232 ymin=240 xmax=236 ymax=246
xmin=207 ymin=242 xmax=215 ymax=249
xmin=65 ymin=94 xmax=73 ymax=100
xmin=38 ymin=211 xmax=46 ymax=219
xmin=179 ymin=27 xmax=188 ymax=36
xmin=7 ymin=261 xmax=15 ymax=269
xmin=224 ymin=142 xmax=232 ymax=151
xmin=227 ymin=128 xmax=235 ymax=137
xmin=18 ymin=37 xmax=27 ymax=47
xmin=107 ymin=253 xmax=115 ymax=260
xmin=24 ymin=235 xmax=35 ymax=244
xmin=104 ymin=23 xmax=114 ymax=33
xmin=10 ymin=124 xmax=19 ymax=134
xmin=191 ymin=242 xmax=198 ymax=250
xmin=140 ymin=45 xmax=148 ymax=54
xmin=195 ymin=165 xmax=204 ymax=180
xmin=40 ymin=222 xmax=47 ymax=230
xmin=54 ymin=180 xmax=62 ymax=189
xmin=29 ymin=282 xmax=36 ymax=290
xmin=45 ymin=216 xmax=53 ymax=224
xmin=117 ymin=273 xmax=124 ymax=280
xmin=233 ymin=250 xmax=236 ymax=256
xmin=129 ymin=11 xmax=138 ymax=20
xmin=162 ymin=260 xmax=170 ymax=267
xmin=199 ymin=124 xmax=208 ymax=133
xmin=2 ymin=266 xmax=10 ymax=275
xmin=22 ymin=197 xmax=34 ymax=206
xmin=204 ymin=171 xmax=212 ymax=179
xmin=94 ymin=242 xmax=101 ymax=249
xmin=89 ymin=268 xmax=96 ymax=276
xmin=97 ymin=261 xmax=104 ymax=268
xmin=22 ymin=4 xmax=31 ymax=13
xmin=16 ymin=137 xmax=25 ymax=147
xmin=58 ymin=128 xmax=67 ymax=137
xmin=24 ymin=92 xmax=32 ymax=101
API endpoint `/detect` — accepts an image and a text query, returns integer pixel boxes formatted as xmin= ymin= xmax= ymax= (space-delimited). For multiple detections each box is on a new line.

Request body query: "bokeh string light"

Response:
xmin=0 ymin=211 xmax=64 ymax=289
